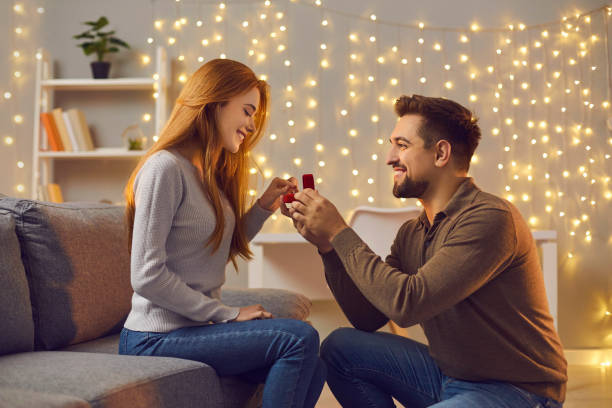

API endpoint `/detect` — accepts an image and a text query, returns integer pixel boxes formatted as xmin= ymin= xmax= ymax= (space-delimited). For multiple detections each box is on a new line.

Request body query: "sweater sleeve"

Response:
xmin=330 ymin=208 xmax=516 ymax=328
xmin=321 ymin=249 xmax=389 ymax=332
xmin=244 ymin=200 xmax=274 ymax=241
xmin=130 ymin=154 xmax=239 ymax=323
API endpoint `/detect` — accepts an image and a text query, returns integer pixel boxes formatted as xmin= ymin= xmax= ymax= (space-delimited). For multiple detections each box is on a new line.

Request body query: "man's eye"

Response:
xmin=398 ymin=144 xmax=407 ymax=149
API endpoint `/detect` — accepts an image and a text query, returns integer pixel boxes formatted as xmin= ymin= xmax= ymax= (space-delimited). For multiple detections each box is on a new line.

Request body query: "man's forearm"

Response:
xmin=321 ymin=249 xmax=389 ymax=332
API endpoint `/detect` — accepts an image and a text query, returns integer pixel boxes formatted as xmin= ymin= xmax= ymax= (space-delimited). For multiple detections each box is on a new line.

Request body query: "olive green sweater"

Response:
xmin=322 ymin=178 xmax=567 ymax=402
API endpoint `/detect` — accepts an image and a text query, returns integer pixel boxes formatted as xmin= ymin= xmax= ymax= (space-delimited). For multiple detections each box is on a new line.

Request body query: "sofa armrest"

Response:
xmin=0 ymin=387 xmax=90 ymax=408
xmin=221 ymin=288 xmax=311 ymax=321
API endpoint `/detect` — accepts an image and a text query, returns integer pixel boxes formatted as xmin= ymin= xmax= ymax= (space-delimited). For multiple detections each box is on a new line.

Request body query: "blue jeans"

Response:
xmin=119 ymin=318 xmax=326 ymax=408
xmin=321 ymin=328 xmax=563 ymax=408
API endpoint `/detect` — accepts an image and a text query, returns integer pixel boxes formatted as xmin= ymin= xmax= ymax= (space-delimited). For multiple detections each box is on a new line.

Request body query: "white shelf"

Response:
xmin=38 ymin=147 xmax=146 ymax=159
xmin=32 ymin=47 xmax=168 ymax=201
xmin=41 ymin=78 xmax=155 ymax=91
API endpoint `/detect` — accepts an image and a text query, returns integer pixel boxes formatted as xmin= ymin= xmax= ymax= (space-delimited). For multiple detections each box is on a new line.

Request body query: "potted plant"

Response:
xmin=73 ymin=16 xmax=130 ymax=79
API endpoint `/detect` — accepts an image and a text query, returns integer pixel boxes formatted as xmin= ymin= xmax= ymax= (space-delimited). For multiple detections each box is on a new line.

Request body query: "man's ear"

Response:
xmin=434 ymin=139 xmax=452 ymax=168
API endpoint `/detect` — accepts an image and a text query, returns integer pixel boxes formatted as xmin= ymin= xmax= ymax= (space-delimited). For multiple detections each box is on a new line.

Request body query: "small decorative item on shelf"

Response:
xmin=121 ymin=124 xmax=147 ymax=151
xmin=73 ymin=16 xmax=130 ymax=79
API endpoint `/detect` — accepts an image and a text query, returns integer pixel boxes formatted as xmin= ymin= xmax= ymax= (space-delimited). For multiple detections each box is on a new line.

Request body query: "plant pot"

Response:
xmin=90 ymin=61 xmax=110 ymax=79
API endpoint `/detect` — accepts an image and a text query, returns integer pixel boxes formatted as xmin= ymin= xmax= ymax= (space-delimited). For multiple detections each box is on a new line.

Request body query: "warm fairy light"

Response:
xmin=13 ymin=115 xmax=23 ymax=124
xmin=142 ymin=113 xmax=151 ymax=122
xmin=341 ymin=147 xmax=350 ymax=156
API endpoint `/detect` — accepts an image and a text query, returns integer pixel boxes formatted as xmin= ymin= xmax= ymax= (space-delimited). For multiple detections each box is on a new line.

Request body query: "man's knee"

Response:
xmin=321 ymin=327 xmax=360 ymax=365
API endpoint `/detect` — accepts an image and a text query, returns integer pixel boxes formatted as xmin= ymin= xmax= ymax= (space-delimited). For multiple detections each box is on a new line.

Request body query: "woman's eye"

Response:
xmin=243 ymin=109 xmax=251 ymax=116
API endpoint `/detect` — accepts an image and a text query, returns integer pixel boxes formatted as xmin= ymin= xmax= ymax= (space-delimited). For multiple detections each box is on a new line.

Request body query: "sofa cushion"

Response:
xmin=222 ymin=288 xmax=312 ymax=321
xmin=0 ymin=211 xmax=35 ymax=355
xmin=0 ymin=351 xmax=223 ymax=408
xmin=60 ymin=334 xmax=264 ymax=408
xmin=0 ymin=198 xmax=132 ymax=350
xmin=0 ymin=387 xmax=90 ymax=408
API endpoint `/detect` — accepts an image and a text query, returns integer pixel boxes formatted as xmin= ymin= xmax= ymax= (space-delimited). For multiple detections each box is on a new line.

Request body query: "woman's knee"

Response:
xmin=276 ymin=318 xmax=320 ymax=353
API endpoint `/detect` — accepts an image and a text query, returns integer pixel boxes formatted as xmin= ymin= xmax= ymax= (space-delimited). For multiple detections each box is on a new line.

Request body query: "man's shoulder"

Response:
xmin=469 ymin=189 xmax=516 ymax=215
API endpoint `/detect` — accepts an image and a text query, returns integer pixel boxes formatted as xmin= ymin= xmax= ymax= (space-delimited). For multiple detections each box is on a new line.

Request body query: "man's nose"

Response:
xmin=386 ymin=147 xmax=398 ymax=166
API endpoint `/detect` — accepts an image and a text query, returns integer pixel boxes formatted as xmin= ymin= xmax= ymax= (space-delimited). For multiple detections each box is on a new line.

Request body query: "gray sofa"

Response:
xmin=0 ymin=196 xmax=312 ymax=408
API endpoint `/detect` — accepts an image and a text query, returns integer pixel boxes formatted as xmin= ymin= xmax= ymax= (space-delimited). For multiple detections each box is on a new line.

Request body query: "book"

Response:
xmin=62 ymin=111 xmax=81 ymax=151
xmin=40 ymin=112 xmax=64 ymax=151
xmin=67 ymin=108 xmax=95 ymax=151
xmin=37 ymin=184 xmax=49 ymax=201
xmin=46 ymin=183 xmax=64 ymax=203
xmin=51 ymin=108 xmax=73 ymax=151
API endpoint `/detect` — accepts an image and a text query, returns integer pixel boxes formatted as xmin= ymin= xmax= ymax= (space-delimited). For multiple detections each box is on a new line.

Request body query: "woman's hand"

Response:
xmin=233 ymin=304 xmax=273 ymax=321
xmin=258 ymin=177 xmax=298 ymax=212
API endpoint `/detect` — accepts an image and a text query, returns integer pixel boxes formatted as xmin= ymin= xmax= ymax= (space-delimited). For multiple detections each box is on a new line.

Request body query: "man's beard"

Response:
xmin=393 ymin=174 xmax=429 ymax=198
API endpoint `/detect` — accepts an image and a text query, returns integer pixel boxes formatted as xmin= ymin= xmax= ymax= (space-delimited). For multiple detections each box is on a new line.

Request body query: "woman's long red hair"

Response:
xmin=124 ymin=59 xmax=269 ymax=268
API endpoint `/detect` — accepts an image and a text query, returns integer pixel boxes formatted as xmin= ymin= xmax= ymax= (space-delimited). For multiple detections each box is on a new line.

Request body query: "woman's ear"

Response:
xmin=434 ymin=139 xmax=452 ymax=168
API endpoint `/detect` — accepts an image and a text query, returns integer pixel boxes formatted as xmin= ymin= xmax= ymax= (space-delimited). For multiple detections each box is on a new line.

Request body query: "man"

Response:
xmin=282 ymin=95 xmax=567 ymax=407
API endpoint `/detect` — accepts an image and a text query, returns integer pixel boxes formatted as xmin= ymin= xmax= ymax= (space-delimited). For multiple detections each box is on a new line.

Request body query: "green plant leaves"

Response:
xmin=84 ymin=16 xmax=109 ymax=30
xmin=74 ymin=16 xmax=129 ymax=62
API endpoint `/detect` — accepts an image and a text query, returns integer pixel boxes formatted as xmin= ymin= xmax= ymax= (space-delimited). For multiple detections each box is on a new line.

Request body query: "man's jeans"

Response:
xmin=321 ymin=328 xmax=563 ymax=408
xmin=119 ymin=318 xmax=326 ymax=408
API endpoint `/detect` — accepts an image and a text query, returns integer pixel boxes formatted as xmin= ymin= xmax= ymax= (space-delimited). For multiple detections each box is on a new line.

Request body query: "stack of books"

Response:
xmin=40 ymin=108 xmax=95 ymax=151
xmin=38 ymin=183 xmax=64 ymax=203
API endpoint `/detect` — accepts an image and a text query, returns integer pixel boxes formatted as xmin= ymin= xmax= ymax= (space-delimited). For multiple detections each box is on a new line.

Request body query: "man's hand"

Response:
xmin=258 ymin=177 xmax=298 ymax=212
xmin=289 ymin=189 xmax=348 ymax=252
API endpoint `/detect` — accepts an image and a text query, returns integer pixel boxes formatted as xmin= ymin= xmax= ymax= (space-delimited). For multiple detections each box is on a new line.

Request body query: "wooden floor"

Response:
xmin=309 ymin=301 xmax=612 ymax=407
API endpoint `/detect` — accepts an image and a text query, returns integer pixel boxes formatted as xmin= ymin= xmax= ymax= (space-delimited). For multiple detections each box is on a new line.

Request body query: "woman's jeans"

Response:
xmin=119 ymin=318 xmax=326 ymax=408
xmin=321 ymin=328 xmax=563 ymax=408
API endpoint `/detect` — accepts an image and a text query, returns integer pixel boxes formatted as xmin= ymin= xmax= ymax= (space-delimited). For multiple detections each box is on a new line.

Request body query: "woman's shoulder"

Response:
xmin=136 ymin=150 xmax=185 ymax=186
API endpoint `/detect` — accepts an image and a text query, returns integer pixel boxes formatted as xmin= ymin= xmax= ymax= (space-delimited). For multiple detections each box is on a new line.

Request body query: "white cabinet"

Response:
xmin=31 ymin=47 xmax=168 ymax=201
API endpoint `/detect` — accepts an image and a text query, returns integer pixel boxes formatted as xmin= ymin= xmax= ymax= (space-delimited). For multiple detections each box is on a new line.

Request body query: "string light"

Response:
xmin=5 ymin=5 xmax=611 ymax=342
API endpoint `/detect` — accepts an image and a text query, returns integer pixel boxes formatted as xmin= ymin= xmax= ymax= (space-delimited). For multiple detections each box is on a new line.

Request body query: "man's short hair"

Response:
xmin=394 ymin=94 xmax=481 ymax=171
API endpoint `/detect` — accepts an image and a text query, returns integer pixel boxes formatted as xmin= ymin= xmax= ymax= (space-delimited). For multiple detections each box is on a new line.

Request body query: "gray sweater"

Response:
xmin=123 ymin=149 xmax=272 ymax=332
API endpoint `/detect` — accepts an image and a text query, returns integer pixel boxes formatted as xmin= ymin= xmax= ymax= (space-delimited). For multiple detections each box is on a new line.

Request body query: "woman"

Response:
xmin=119 ymin=59 xmax=326 ymax=408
